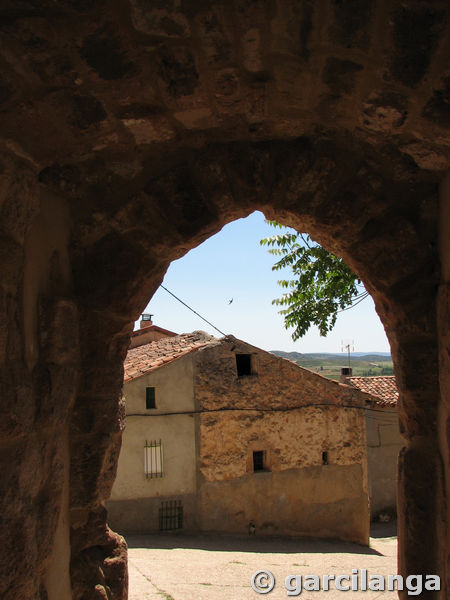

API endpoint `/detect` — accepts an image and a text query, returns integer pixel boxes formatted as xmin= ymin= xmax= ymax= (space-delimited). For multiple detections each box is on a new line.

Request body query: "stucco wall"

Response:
xmin=106 ymin=494 xmax=199 ymax=535
xmin=200 ymin=466 xmax=367 ymax=543
xmin=366 ymin=407 xmax=402 ymax=518
xmin=194 ymin=338 xmax=370 ymax=544
xmin=109 ymin=415 xmax=197 ymax=501
xmin=122 ymin=352 xmax=195 ymax=415
xmin=107 ymin=355 xmax=197 ymax=532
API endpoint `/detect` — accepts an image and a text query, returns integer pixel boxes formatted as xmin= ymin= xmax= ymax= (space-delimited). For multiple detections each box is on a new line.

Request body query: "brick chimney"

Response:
xmin=340 ymin=366 xmax=353 ymax=383
xmin=140 ymin=313 xmax=153 ymax=328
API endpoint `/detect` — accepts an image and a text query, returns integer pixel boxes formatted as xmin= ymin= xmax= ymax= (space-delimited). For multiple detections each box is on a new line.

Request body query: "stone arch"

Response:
xmin=66 ymin=137 xmax=443 ymax=599
xmin=0 ymin=2 xmax=448 ymax=599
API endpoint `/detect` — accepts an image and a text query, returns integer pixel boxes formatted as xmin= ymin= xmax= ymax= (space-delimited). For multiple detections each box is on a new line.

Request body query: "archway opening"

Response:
xmin=135 ymin=211 xmax=391 ymax=356
xmin=104 ymin=210 xmax=403 ymax=597
xmin=64 ymin=138 xmax=443 ymax=599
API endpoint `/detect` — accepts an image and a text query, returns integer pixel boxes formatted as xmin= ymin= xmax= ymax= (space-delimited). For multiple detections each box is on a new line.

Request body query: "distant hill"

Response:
xmin=271 ymin=350 xmax=305 ymax=360
xmin=271 ymin=351 xmax=391 ymax=361
xmin=270 ymin=351 xmax=393 ymax=381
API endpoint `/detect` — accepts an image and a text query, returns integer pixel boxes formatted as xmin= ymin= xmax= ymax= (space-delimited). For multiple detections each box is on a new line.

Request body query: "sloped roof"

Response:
xmin=345 ymin=375 xmax=398 ymax=407
xmin=124 ymin=331 xmax=218 ymax=382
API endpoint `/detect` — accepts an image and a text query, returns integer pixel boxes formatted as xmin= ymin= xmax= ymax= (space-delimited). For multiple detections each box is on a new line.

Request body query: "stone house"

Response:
xmin=342 ymin=374 xmax=401 ymax=520
xmin=107 ymin=326 xmax=371 ymax=544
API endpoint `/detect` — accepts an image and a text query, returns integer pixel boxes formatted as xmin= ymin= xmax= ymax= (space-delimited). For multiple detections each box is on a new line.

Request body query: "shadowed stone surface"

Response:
xmin=0 ymin=1 xmax=448 ymax=599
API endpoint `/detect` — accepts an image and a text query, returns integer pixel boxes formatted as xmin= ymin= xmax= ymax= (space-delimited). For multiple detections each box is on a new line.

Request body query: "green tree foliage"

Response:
xmin=362 ymin=366 xmax=394 ymax=376
xmin=260 ymin=221 xmax=369 ymax=340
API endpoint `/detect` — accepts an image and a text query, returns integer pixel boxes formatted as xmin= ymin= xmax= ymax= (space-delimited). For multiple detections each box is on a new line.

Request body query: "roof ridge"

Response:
xmin=347 ymin=374 xmax=396 ymax=378
xmin=124 ymin=330 xmax=219 ymax=382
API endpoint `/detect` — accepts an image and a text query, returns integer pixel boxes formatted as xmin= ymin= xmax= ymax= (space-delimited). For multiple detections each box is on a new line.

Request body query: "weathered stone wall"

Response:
xmin=438 ymin=174 xmax=450 ymax=596
xmin=0 ymin=151 xmax=77 ymax=600
xmin=0 ymin=1 xmax=448 ymax=598
xmin=194 ymin=338 xmax=370 ymax=544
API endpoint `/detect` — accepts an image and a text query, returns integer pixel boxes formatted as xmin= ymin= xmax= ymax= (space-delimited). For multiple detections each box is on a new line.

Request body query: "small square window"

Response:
xmin=146 ymin=387 xmax=156 ymax=409
xmin=236 ymin=353 xmax=252 ymax=376
xmin=253 ymin=450 xmax=265 ymax=472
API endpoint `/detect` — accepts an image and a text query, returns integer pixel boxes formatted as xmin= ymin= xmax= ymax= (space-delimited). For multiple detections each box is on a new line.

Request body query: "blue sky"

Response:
xmin=138 ymin=211 xmax=390 ymax=353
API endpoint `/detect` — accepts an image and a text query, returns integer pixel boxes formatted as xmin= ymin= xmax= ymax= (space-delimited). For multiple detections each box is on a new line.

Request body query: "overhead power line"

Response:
xmin=337 ymin=291 xmax=370 ymax=313
xmin=159 ymin=284 xmax=226 ymax=337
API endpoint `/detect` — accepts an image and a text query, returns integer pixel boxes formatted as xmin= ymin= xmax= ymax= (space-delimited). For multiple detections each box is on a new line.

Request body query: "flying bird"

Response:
xmin=228 ymin=298 xmax=233 ymax=305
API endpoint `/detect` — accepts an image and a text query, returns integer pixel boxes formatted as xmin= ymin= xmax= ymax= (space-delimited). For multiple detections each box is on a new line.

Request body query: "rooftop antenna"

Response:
xmin=341 ymin=339 xmax=354 ymax=369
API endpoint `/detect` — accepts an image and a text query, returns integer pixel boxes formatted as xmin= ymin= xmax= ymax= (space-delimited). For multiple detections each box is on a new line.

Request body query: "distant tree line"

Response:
xmin=361 ymin=366 xmax=394 ymax=377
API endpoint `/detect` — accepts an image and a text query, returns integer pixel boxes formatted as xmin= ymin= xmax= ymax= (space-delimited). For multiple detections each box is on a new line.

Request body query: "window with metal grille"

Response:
xmin=144 ymin=440 xmax=163 ymax=478
xmin=236 ymin=353 xmax=252 ymax=376
xmin=253 ymin=450 xmax=265 ymax=472
xmin=146 ymin=387 xmax=156 ymax=409
xmin=159 ymin=500 xmax=183 ymax=531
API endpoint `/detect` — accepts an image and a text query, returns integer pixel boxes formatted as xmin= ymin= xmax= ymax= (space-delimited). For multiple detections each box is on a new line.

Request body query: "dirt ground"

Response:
xmin=126 ymin=523 xmax=398 ymax=600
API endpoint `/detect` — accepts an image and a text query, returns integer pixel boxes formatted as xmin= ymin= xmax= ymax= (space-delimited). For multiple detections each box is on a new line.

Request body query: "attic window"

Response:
xmin=236 ymin=353 xmax=252 ymax=376
xmin=253 ymin=450 xmax=265 ymax=472
xmin=146 ymin=387 xmax=156 ymax=409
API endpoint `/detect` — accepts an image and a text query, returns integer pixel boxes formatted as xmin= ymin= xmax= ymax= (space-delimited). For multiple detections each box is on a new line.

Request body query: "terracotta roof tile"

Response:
xmin=124 ymin=331 xmax=218 ymax=382
xmin=345 ymin=375 xmax=398 ymax=407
